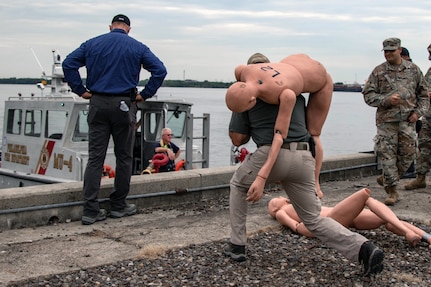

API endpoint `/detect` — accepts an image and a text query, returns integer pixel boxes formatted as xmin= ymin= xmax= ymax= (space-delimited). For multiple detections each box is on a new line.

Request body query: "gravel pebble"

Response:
xmin=6 ymin=192 xmax=431 ymax=287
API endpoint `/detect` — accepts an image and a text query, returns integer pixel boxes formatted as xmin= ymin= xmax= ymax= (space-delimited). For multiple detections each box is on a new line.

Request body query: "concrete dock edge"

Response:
xmin=0 ymin=153 xmax=378 ymax=231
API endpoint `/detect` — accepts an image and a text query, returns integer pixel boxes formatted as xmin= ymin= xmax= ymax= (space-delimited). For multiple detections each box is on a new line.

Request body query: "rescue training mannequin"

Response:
xmin=268 ymin=188 xmax=429 ymax=248
xmin=225 ymin=54 xmax=333 ymax=199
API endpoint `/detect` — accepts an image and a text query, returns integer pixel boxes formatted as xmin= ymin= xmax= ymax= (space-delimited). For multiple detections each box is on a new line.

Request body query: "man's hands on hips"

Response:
xmin=81 ymin=91 xmax=92 ymax=99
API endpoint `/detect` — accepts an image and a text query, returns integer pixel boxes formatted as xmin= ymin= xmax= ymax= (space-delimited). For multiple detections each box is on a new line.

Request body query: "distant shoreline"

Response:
xmin=1 ymin=79 xmax=361 ymax=91
xmin=0 ymin=78 xmax=234 ymax=89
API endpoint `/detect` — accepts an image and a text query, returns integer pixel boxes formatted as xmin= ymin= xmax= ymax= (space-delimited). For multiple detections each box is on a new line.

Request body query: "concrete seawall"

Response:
xmin=0 ymin=153 xmax=378 ymax=231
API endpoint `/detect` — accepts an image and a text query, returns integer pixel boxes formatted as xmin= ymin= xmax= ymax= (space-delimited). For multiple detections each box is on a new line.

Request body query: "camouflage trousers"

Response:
xmin=415 ymin=117 xmax=431 ymax=175
xmin=374 ymin=121 xmax=417 ymax=187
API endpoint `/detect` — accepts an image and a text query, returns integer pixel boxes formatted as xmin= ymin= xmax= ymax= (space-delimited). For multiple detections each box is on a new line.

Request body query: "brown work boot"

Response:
xmin=376 ymin=175 xmax=384 ymax=186
xmin=384 ymin=185 xmax=399 ymax=206
xmin=404 ymin=174 xmax=426 ymax=190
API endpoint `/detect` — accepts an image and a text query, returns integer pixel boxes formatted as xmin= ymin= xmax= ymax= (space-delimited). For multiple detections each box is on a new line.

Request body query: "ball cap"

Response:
xmin=112 ymin=14 xmax=130 ymax=26
xmin=382 ymin=37 xmax=401 ymax=51
xmin=400 ymin=47 xmax=410 ymax=57
xmin=247 ymin=53 xmax=270 ymax=64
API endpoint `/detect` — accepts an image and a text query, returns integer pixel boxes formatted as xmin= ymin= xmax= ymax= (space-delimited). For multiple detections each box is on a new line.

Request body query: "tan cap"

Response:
xmin=382 ymin=37 xmax=401 ymax=51
xmin=247 ymin=53 xmax=270 ymax=64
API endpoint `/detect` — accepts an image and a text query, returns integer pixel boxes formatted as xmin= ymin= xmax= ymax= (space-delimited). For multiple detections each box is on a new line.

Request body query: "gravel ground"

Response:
xmin=7 ymin=227 xmax=431 ymax=287
xmin=6 ymin=191 xmax=431 ymax=287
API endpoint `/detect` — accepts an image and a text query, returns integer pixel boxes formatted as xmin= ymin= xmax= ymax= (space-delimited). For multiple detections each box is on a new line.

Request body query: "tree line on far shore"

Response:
xmin=0 ymin=78 xmax=234 ymax=89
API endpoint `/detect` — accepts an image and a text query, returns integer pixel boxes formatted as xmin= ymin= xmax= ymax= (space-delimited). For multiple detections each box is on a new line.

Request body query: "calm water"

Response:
xmin=0 ymin=85 xmax=377 ymax=167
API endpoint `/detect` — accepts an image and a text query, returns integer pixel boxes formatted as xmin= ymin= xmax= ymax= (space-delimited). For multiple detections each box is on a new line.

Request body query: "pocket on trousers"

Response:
xmin=87 ymin=104 xmax=97 ymax=125
xmin=301 ymin=153 xmax=315 ymax=170
xmin=117 ymin=103 xmax=134 ymax=125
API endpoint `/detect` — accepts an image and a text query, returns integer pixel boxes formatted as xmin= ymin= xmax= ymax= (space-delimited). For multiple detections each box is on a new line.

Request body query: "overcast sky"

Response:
xmin=2 ymin=0 xmax=431 ymax=84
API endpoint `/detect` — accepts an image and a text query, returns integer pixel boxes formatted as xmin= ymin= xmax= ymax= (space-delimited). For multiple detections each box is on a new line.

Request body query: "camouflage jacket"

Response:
xmin=423 ymin=66 xmax=431 ymax=118
xmin=362 ymin=59 xmax=429 ymax=124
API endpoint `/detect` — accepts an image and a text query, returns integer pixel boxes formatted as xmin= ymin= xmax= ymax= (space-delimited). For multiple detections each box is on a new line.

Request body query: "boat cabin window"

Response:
xmin=45 ymin=110 xmax=68 ymax=140
xmin=24 ymin=110 xmax=42 ymax=137
xmin=135 ymin=110 xmax=142 ymax=132
xmin=141 ymin=109 xmax=186 ymax=141
xmin=72 ymin=110 xmax=89 ymax=142
xmin=6 ymin=109 xmax=23 ymax=135
xmin=166 ymin=109 xmax=185 ymax=139
xmin=143 ymin=111 xmax=162 ymax=141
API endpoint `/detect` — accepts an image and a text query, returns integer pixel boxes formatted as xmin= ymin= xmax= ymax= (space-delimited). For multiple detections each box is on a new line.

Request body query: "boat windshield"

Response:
xmin=72 ymin=110 xmax=89 ymax=142
xmin=46 ymin=110 xmax=68 ymax=140
xmin=166 ymin=109 xmax=185 ymax=139
xmin=138 ymin=109 xmax=185 ymax=142
xmin=71 ymin=107 xmax=185 ymax=143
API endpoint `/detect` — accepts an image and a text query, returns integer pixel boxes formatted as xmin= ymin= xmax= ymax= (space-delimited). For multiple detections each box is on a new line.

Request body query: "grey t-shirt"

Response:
xmin=229 ymin=95 xmax=310 ymax=147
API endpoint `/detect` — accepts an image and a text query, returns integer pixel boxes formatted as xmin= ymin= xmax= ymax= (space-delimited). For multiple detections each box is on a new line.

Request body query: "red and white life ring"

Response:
xmin=102 ymin=165 xmax=116 ymax=178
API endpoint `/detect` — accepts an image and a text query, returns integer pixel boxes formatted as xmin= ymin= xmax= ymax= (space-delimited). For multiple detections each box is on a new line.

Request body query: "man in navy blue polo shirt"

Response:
xmin=63 ymin=14 xmax=167 ymax=225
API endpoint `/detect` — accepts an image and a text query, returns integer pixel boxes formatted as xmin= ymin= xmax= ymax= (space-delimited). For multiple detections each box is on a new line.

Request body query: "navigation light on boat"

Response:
xmin=60 ymin=102 xmax=65 ymax=107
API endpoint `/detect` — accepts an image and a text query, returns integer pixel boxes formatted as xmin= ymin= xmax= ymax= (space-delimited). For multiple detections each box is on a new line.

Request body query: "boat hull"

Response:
xmin=0 ymin=50 xmax=208 ymax=189
xmin=333 ymin=82 xmax=363 ymax=92
xmin=0 ymin=168 xmax=75 ymax=188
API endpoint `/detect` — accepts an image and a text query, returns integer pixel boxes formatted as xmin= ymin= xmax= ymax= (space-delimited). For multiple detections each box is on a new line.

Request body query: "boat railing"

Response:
xmin=185 ymin=113 xmax=210 ymax=169
xmin=8 ymin=96 xmax=82 ymax=101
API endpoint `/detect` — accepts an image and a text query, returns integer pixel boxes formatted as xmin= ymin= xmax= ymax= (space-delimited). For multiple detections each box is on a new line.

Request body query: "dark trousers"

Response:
xmin=83 ymin=95 xmax=135 ymax=216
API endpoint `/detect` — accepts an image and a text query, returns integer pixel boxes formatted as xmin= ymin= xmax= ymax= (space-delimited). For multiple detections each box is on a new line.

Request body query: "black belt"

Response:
xmin=92 ymin=88 xmax=136 ymax=100
xmin=262 ymin=142 xmax=309 ymax=151
xmin=92 ymin=92 xmax=131 ymax=97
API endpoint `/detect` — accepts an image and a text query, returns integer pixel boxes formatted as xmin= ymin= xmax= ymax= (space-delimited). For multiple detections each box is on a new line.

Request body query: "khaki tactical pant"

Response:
xmin=229 ymin=144 xmax=367 ymax=263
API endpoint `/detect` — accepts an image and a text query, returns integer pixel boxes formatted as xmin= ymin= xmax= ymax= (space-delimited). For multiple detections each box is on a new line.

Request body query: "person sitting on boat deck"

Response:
xmin=154 ymin=128 xmax=180 ymax=172
xmin=268 ymin=188 xmax=431 ymax=248
xmin=62 ymin=14 xmax=167 ymax=225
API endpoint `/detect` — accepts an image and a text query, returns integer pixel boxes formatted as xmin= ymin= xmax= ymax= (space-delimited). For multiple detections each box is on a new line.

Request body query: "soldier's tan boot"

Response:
xmin=384 ymin=185 xmax=399 ymax=206
xmin=377 ymin=175 xmax=384 ymax=186
xmin=404 ymin=174 xmax=426 ymax=190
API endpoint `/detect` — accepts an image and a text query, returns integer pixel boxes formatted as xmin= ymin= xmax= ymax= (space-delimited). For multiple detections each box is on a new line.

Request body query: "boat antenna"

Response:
xmin=30 ymin=48 xmax=46 ymax=77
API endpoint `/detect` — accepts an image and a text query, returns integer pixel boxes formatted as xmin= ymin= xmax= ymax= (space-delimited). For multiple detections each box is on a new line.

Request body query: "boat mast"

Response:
xmin=31 ymin=49 xmax=72 ymax=97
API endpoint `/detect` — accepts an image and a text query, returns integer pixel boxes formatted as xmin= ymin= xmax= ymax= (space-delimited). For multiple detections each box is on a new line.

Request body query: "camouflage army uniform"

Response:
xmin=363 ymin=60 xmax=429 ymax=190
xmin=414 ymin=68 xmax=431 ymax=176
